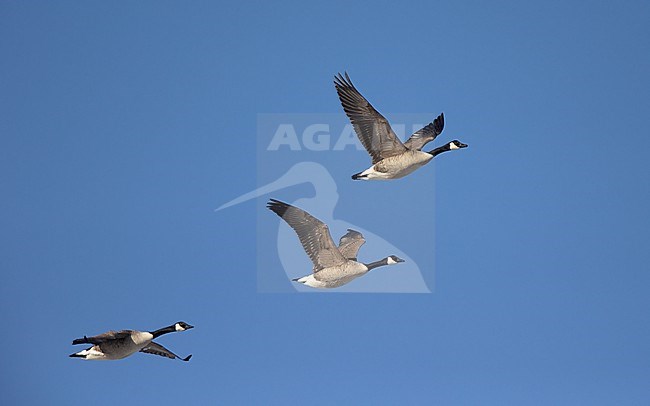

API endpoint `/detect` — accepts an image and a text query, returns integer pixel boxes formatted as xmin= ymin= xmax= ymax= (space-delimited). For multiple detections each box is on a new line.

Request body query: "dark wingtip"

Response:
xmin=72 ymin=336 xmax=88 ymax=345
xmin=334 ymin=71 xmax=354 ymax=89
xmin=334 ymin=72 xmax=345 ymax=86
xmin=181 ymin=354 xmax=192 ymax=362
xmin=267 ymin=198 xmax=290 ymax=217
xmin=435 ymin=112 xmax=444 ymax=133
xmin=266 ymin=198 xmax=284 ymax=208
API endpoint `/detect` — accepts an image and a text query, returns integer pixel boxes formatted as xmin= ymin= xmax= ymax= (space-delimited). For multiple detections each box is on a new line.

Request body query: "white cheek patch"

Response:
xmin=387 ymin=257 xmax=398 ymax=265
xmin=175 ymin=323 xmax=185 ymax=331
xmin=449 ymin=142 xmax=460 ymax=150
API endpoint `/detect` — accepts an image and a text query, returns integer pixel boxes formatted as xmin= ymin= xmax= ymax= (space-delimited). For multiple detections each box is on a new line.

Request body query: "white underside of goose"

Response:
xmin=295 ymin=274 xmax=330 ymax=288
xmin=74 ymin=347 xmax=109 ymax=360
xmin=294 ymin=262 xmax=369 ymax=289
xmin=355 ymin=151 xmax=433 ymax=180
xmin=74 ymin=332 xmax=154 ymax=360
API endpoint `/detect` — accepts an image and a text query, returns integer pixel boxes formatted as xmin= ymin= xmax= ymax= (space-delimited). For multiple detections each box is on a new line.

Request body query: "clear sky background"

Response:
xmin=2 ymin=1 xmax=650 ymax=404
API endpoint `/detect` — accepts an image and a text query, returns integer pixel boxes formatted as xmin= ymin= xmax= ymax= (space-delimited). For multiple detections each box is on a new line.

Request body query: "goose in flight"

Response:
xmin=267 ymin=198 xmax=404 ymax=288
xmin=217 ymin=161 xmax=431 ymax=292
xmin=70 ymin=321 xmax=193 ymax=361
xmin=334 ymin=72 xmax=468 ymax=180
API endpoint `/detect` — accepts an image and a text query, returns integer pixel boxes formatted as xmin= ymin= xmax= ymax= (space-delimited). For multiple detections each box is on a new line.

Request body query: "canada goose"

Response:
xmin=267 ymin=198 xmax=404 ymax=288
xmin=217 ymin=162 xmax=431 ymax=292
xmin=334 ymin=72 xmax=468 ymax=180
xmin=69 ymin=321 xmax=193 ymax=361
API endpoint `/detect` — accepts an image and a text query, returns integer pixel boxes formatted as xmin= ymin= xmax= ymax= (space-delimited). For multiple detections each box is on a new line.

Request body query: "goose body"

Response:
xmin=70 ymin=321 xmax=193 ymax=361
xmin=354 ymin=150 xmax=434 ymax=180
xmin=267 ymin=199 xmax=404 ymax=289
xmin=294 ymin=261 xmax=369 ymax=289
xmin=334 ymin=72 xmax=468 ymax=180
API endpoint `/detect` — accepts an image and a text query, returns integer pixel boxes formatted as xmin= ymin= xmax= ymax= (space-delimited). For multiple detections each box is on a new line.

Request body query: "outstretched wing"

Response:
xmin=337 ymin=229 xmax=366 ymax=261
xmin=72 ymin=330 xmax=133 ymax=345
xmin=267 ymin=199 xmax=347 ymax=272
xmin=334 ymin=72 xmax=407 ymax=164
xmin=140 ymin=341 xmax=191 ymax=361
xmin=403 ymin=113 xmax=444 ymax=151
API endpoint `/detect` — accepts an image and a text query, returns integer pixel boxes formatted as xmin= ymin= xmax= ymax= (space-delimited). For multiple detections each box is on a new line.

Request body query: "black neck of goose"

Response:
xmin=428 ymin=144 xmax=451 ymax=157
xmin=151 ymin=324 xmax=176 ymax=338
xmin=365 ymin=257 xmax=389 ymax=271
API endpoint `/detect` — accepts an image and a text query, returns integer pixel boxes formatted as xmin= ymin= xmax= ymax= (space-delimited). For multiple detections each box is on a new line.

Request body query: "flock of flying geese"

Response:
xmin=69 ymin=73 xmax=468 ymax=362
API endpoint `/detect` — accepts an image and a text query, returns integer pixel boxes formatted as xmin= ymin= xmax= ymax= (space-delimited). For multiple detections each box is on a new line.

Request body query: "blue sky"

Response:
xmin=2 ymin=0 xmax=650 ymax=404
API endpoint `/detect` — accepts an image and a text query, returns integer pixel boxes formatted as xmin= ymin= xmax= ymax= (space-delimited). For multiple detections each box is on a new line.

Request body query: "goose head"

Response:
xmin=449 ymin=140 xmax=468 ymax=150
xmin=386 ymin=255 xmax=405 ymax=265
xmin=174 ymin=322 xmax=194 ymax=332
